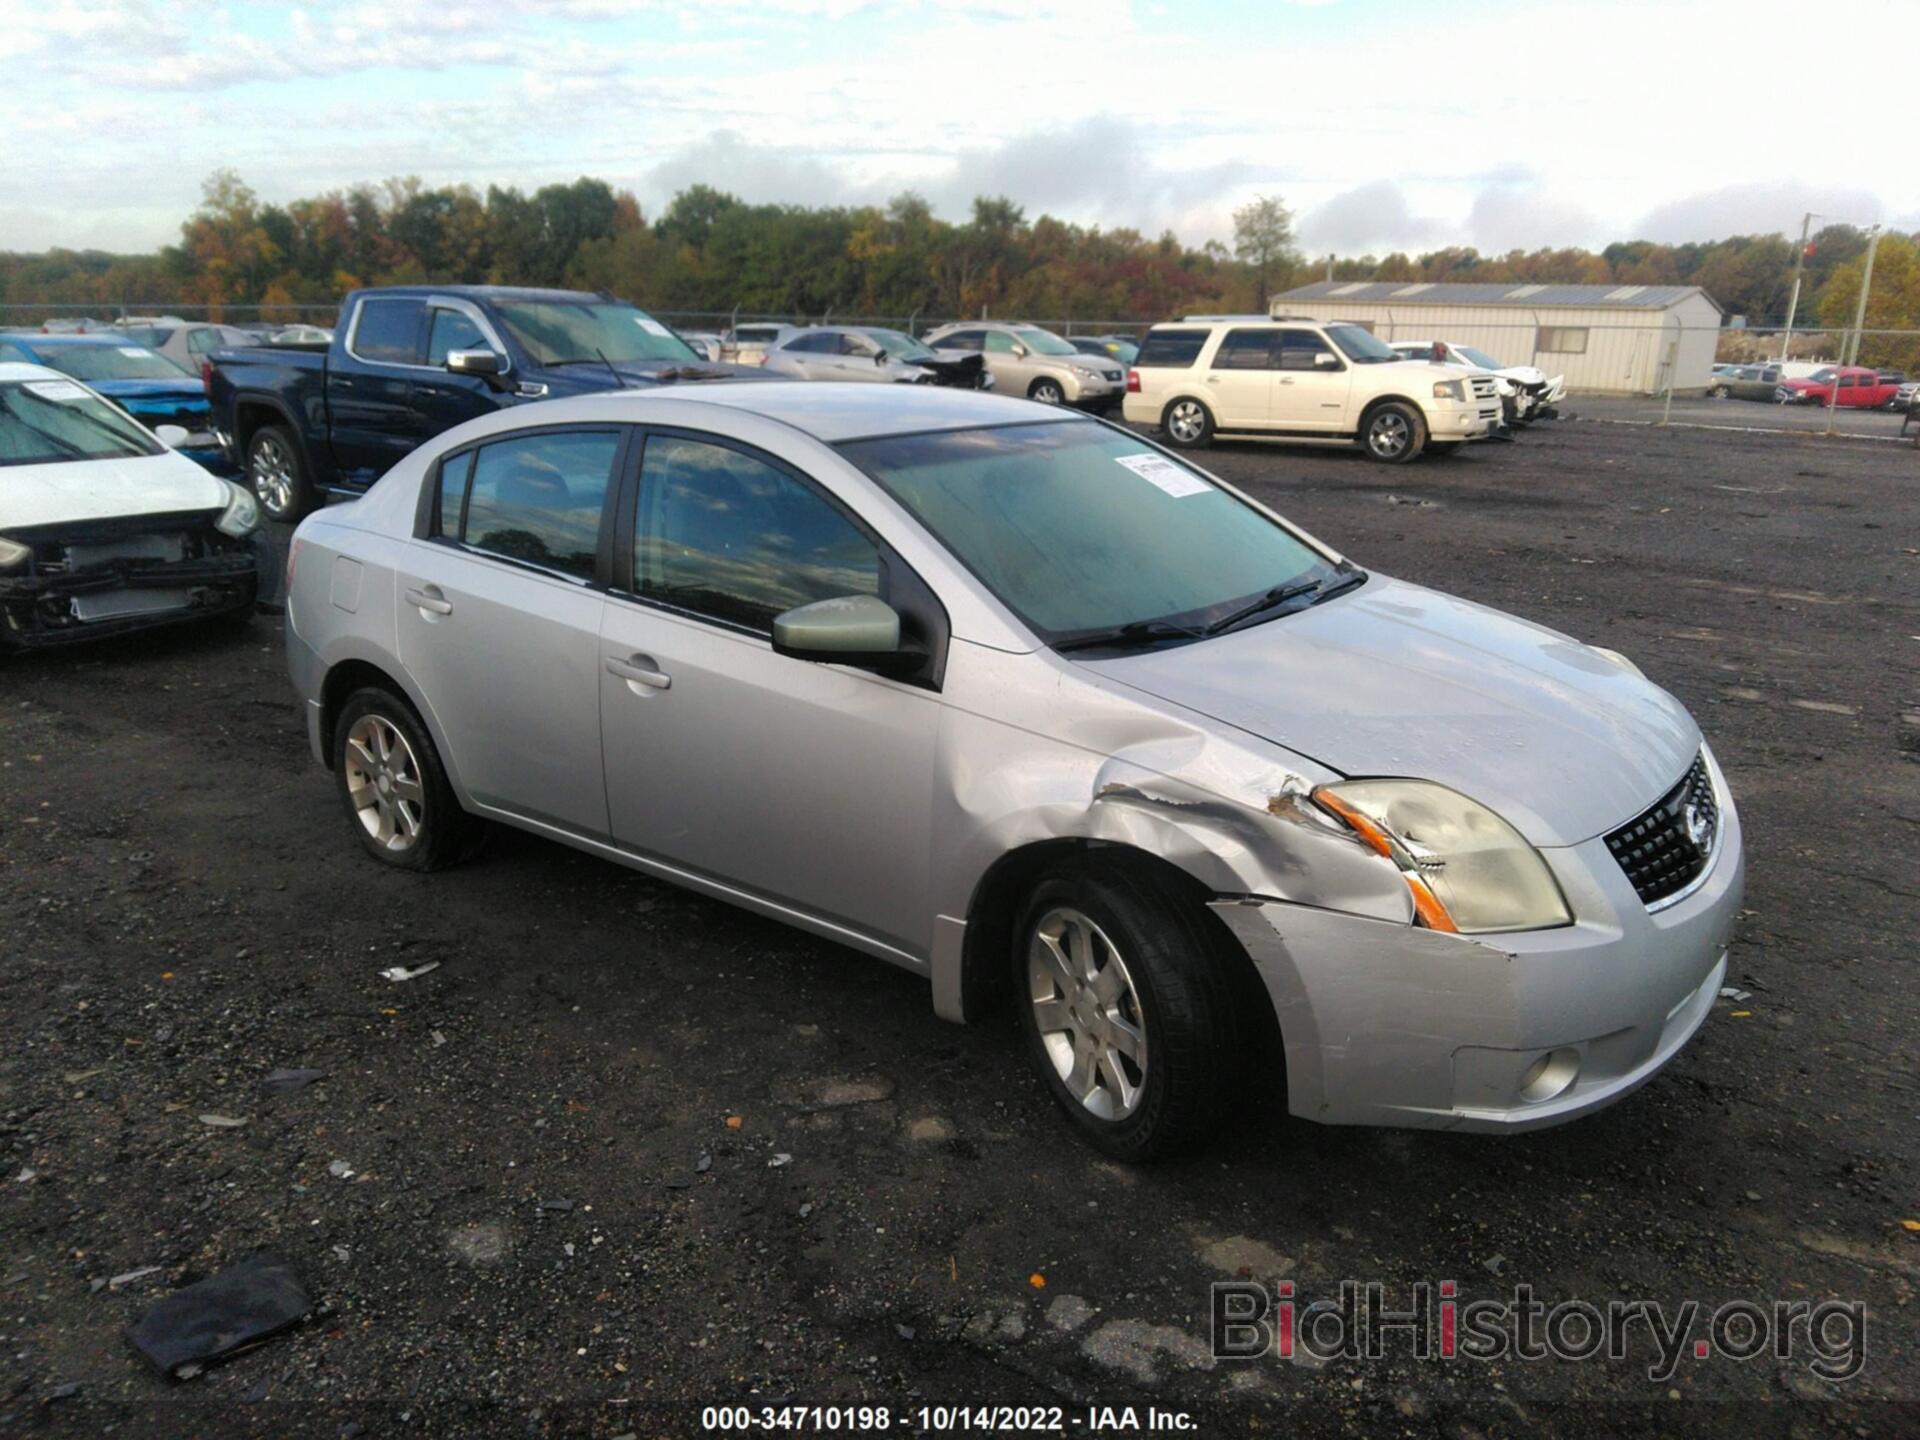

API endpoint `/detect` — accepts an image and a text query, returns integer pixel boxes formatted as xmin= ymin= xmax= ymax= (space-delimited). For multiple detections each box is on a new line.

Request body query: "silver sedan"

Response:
xmin=285 ymin=384 xmax=1742 ymax=1159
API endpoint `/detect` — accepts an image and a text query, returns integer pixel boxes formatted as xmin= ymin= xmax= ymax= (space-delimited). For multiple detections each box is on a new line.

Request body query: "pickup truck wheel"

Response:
xmin=332 ymin=687 xmax=478 ymax=872
xmin=1362 ymin=402 xmax=1425 ymax=463
xmin=248 ymin=426 xmax=314 ymax=522
xmin=1014 ymin=859 xmax=1237 ymax=1160
xmin=1161 ymin=397 xmax=1214 ymax=449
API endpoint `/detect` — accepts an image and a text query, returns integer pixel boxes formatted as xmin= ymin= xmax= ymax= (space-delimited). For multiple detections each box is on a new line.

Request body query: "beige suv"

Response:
xmin=1123 ymin=318 xmax=1503 ymax=462
xmin=921 ymin=322 xmax=1125 ymax=410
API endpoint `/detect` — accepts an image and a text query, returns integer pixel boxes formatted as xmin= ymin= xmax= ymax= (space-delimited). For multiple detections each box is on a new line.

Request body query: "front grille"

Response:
xmin=1604 ymin=753 xmax=1719 ymax=906
xmin=1469 ymin=375 xmax=1499 ymax=401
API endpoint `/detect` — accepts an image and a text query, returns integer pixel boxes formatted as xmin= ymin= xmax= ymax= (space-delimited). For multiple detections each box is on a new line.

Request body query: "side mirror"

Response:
xmin=447 ymin=348 xmax=504 ymax=378
xmin=154 ymin=424 xmax=191 ymax=449
xmin=772 ymin=594 xmax=915 ymax=671
xmin=1313 ymin=351 xmax=1339 ymax=368
xmin=1009 ymin=342 xmax=1028 ymax=358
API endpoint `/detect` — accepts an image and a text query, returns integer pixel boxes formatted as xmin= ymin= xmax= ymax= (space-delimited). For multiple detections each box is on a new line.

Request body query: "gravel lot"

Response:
xmin=2 ymin=416 xmax=1916 ymax=1437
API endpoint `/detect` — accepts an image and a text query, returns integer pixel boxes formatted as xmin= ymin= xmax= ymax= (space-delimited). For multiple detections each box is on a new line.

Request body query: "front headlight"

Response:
xmin=215 ymin=480 xmax=261 ymax=538
xmin=0 ymin=535 xmax=29 ymax=572
xmin=1313 ymin=780 xmax=1572 ymax=934
xmin=1432 ymin=379 xmax=1465 ymax=401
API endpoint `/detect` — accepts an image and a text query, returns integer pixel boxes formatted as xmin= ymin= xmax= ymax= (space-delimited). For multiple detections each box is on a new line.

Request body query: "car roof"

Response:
xmin=356 ymin=284 xmax=607 ymax=305
xmin=0 ymin=361 xmax=77 ymax=383
xmin=0 ymin=332 xmax=136 ymax=349
xmin=560 ymin=379 xmax=1072 ymax=442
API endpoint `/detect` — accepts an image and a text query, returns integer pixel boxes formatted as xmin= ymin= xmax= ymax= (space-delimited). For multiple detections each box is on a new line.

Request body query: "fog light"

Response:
xmin=1518 ymin=1048 xmax=1580 ymax=1103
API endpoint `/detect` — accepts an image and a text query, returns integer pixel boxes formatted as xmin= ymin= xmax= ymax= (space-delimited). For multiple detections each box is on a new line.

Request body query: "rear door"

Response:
xmin=330 ymin=296 xmax=428 ymax=483
xmin=1201 ymin=328 xmax=1276 ymax=427
xmin=395 ymin=424 xmax=626 ymax=836
xmin=1269 ymin=329 xmax=1354 ymax=431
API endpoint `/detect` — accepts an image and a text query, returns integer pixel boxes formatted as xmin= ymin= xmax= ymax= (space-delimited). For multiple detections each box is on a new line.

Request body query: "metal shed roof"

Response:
xmin=1277 ymin=281 xmax=1720 ymax=312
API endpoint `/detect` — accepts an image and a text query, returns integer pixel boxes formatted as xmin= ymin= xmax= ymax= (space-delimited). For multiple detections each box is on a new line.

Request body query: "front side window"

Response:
xmin=1012 ymin=327 xmax=1079 ymax=357
xmin=842 ymin=420 xmax=1337 ymax=641
xmin=634 ymin=435 xmax=881 ymax=632
xmin=353 ymin=299 xmax=427 ymax=364
xmin=427 ymin=307 xmax=488 ymax=365
xmin=492 ymin=300 xmax=697 ymax=366
xmin=1277 ymin=330 xmax=1333 ymax=371
xmin=856 ymin=329 xmax=934 ymax=362
xmin=1325 ymin=325 xmax=1398 ymax=364
xmin=0 ymin=378 xmax=164 ymax=466
xmin=441 ymin=429 xmax=617 ymax=579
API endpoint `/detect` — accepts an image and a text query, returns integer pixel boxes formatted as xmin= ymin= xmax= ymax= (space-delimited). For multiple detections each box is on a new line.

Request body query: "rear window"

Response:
xmin=1134 ymin=330 xmax=1210 ymax=368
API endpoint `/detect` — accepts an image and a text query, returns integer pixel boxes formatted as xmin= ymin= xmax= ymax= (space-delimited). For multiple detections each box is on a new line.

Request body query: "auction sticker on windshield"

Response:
xmin=117 ymin=346 xmax=149 ymax=358
xmin=24 ymin=381 xmax=87 ymax=402
xmin=1115 ymin=452 xmax=1210 ymax=498
xmin=634 ymin=316 xmax=673 ymax=337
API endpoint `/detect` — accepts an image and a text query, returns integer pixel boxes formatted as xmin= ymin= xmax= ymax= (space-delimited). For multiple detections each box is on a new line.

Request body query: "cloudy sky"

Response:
xmin=8 ymin=0 xmax=1918 ymax=257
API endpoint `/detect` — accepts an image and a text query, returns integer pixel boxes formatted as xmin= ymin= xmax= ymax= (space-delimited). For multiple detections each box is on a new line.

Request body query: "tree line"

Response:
xmin=3 ymin=171 xmax=1915 ymax=365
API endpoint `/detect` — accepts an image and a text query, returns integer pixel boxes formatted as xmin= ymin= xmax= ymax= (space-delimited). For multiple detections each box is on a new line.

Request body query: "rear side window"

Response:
xmin=441 ymin=429 xmax=618 ymax=579
xmin=352 ymin=299 xmax=427 ymax=364
xmin=1215 ymin=329 xmax=1277 ymax=369
xmin=935 ymin=330 xmax=985 ymax=352
xmin=1133 ymin=329 xmax=1209 ymax=368
xmin=634 ymin=435 xmax=880 ymax=632
xmin=786 ymin=333 xmax=837 ymax=354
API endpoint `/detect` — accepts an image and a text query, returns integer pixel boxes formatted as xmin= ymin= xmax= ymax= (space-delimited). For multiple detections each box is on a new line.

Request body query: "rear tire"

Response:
xmin=1013 ymin=857 xmax=1241 ymax=1160
xmin=331 ymin=687 xmax=478 ymax=872
xmin=1362 ymin=402 xmax=1425 ymax=464
xmin=247 ymin=425 xmax=315 ymax=523
xmin=1161 ymin=397 xmax=1215 ymax=449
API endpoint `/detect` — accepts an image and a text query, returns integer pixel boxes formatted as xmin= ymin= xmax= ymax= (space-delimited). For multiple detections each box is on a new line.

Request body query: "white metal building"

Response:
xmin=1271 ymin=282 xmax=1724 ymax=395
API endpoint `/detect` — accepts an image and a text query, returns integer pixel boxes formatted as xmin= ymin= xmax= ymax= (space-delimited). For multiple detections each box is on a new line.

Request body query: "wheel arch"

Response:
xmin=317 ymin=654 xmax=465 ymax=806
xmin=234 ymin=393 xmax=313 ymax=472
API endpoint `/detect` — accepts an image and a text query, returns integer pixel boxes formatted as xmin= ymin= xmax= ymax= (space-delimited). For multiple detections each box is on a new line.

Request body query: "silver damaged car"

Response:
xmin=286 ymin=384 xmax=1743 ymax=1159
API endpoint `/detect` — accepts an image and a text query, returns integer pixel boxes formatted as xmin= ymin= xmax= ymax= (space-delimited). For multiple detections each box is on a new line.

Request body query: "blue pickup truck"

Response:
xmin=208 ymin=286 xmax=766 ymax=520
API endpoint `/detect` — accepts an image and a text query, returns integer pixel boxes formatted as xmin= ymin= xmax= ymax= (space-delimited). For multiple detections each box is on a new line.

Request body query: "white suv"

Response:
xmin=1124 ymin=318 xmax=1503 ymax=462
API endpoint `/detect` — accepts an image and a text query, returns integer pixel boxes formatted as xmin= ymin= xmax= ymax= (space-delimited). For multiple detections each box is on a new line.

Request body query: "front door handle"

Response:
xmin=1279 ymin=377 xmax=1296 ymax=385
xmin=405 ymin=586 xmax=453 ymax=616
xmin=607 ymin=654 xmax=671 ymax=690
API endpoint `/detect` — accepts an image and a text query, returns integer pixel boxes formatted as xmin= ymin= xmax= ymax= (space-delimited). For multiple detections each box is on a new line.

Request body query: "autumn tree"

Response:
xmin=1231 ymin=195 xmax=1298 ymax=309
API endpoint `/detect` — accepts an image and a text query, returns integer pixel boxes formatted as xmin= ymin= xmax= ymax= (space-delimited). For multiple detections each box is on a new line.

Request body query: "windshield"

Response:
xmin=0 ymin=379 xmax=165 ymax=467
xmin=1012 ymin=327 xmax=1080 ymax=357
xmin=492 ymin=300 xmax=699 ymax=366
xmin=1456 ymin=346 xmax=1506 ymax=370
xmin=1105 ymin=339 xmax=1140 ymax=364
xmin=840 ymin=420 xmax=1339 ymax=642
xmin=857 ymin=328 xmax=935 ymax=362
xmin=38 ymin=345 xmax=193 ymax=382
xmin=1326 ymin=325 xmax=1400 ymax=364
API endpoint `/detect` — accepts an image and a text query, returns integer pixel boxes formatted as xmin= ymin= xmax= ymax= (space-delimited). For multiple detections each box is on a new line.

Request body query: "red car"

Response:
xmin=1775 ymin=366 xmax=1898 ymax=407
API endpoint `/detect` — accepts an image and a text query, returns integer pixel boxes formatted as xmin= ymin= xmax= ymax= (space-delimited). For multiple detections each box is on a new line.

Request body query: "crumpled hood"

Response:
xmin=1078 ymin=575 xmax=1701 ymax=846
xmin=1493 ymin=365 xmax=1549 ymax=387
xmin=88 ymin=378 xmax=206 ymax=404
xmin=2 ymin=450 xmax=229 ymax=530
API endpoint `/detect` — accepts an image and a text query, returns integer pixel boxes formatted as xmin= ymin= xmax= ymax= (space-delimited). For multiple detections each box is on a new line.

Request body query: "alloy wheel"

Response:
xmin=343 ymin=713 xmax=426 ymax=853
xmin=251 ymin=436 xmax=296 ymax=518
xmin=1167 ymin=400 xmax=1207 ymax=444
xmin=1027 ymin=907 xmax=1148 ymax=1121
xmin=1368 ymin=410 xmax=1411 ymax=458
xmin=1033 ymin=380 xmax=1064 ymax=405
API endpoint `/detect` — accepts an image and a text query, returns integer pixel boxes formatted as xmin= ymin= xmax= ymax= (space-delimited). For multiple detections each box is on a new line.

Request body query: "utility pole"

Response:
xmin=1828 ymin=227 xmax=1879 ymax=437
xmin=1325 ymin=253 xmax=1334 ymax=283
xmin=1779 ymin=211 xmax=1812 ymax=363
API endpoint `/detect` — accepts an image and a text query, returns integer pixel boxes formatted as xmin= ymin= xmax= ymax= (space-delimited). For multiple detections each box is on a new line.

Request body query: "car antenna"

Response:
xmin=595 ymin=349 xmax=629 ymax=389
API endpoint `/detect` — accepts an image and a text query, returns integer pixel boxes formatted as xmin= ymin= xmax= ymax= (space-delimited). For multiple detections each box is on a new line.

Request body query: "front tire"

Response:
xmin=332 ymin=687 xmax=478 ymax=871
xmin=1029 ymin=378 xmax=1066 ymax=405
xmin=1362 ymin=402 xmax=1425 ymax=463
xmin=1014 ymin=859 xmax=1239 ymax=1160
xmin=247 ymin=425 xmax=315 ymax=522
xmin=1161 ymin=397 xmax=1215 ymax=449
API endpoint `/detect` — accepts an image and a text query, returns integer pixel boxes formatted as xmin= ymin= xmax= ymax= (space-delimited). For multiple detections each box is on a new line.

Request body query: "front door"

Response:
xmin=408 ymin=302 xmax=510 ymax=440
xmin=598 ymin=429 xmax=940 ymax=954
xmin=395 ymin=424 xmax=625 ymax=837
xmin=1269 ymin=329 xmax=1354 ymax=432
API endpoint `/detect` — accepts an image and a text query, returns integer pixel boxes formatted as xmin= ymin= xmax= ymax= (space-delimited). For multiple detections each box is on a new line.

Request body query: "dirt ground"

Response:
xmin=2 ymin=417 xmax=1916 ymax=1439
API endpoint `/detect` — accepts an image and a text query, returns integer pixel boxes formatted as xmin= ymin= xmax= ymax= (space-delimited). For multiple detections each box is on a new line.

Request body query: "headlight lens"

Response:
xmin=0 ymin=535 xmax=29 ymax=572
xmin=216 ymin=480 xmax=261 ymax=538
xmin=1314 ymin=780 xmax=1572 ymax=934
xmin=1432 ymin=379 xmax=1465 ymax=401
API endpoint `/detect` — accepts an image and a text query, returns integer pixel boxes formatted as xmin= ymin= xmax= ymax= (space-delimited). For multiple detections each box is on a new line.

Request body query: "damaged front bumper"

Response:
xmin=1210 ymin=798 xmax=1744 ymax=1132
xmin=0 ymin=513 xmax=266 ymax=650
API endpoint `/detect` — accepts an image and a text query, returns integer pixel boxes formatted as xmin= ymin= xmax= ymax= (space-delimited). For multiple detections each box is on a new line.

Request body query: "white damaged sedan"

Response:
xmin=0 ymin=363 xmax=276 ymax=651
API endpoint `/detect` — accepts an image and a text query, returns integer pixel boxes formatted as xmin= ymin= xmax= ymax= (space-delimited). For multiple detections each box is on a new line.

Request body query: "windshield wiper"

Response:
xmin=1203 ymin=569 xmax=1367 ymax=636
xmin=1053 ymin=619 xmax=1203 ymax=654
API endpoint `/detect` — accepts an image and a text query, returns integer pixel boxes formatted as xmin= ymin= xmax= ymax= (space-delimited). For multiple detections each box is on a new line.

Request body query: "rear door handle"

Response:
xmin=607 ymin=654 xmax=671 ymax=690
xmin=1279 ymin=378 xmax=1296 ymax=385
xmin=405 ymin=586 xmax=453 ymax=616
xmin=1204 ymin=375 xmax=1222 ymax=384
